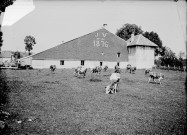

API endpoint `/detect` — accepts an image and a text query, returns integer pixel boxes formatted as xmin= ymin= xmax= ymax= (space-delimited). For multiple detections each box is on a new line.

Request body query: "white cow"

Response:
xmin=105 ymin=73 xmax=120 ymax=94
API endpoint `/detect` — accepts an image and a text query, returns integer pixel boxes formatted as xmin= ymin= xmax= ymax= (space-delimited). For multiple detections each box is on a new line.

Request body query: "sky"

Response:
xmin=1 ymin=0 xmax=186 ymax=57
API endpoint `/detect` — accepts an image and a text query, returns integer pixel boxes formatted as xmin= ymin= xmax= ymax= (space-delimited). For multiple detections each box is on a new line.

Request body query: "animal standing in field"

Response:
xmin=148 ymin=72 xmax=164 ymax=84
xmin=103 ymin=65 xmax=108 ymax=72
xmin=145 ymin=68 xmax=152 ymax=75
xmin=50 ymin=65 xmax=56 ymax=72
xmin=74 ymin=66 xmax=82 ymax=76
xmin=114 ymin=65 xmax=121 ymax=73
xmin=126 ymin=64 xmax=136 ymax=74
xmin=91 ymin=66 xmax=102 ymax=75
xmin=105 ymin=72 xmax=120 ymax=94
xmin=74 ymin=66 xmax=87 ymax=78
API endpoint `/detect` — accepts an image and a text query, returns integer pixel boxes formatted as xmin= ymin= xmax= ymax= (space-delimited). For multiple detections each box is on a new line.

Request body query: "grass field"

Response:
xmin=1 ymin=68 xmax=186 ymax=135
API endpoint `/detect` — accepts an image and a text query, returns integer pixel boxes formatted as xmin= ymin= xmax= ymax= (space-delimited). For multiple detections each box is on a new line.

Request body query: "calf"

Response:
xmin=105 ymin=73 xmax=120 ymax=94
xmin=148 ymin=72 xmax=164 ymax=84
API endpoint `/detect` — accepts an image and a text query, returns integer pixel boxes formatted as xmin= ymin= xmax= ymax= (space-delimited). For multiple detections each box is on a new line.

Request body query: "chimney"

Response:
xmin=103 ymin=24 xmax=107 ymax=29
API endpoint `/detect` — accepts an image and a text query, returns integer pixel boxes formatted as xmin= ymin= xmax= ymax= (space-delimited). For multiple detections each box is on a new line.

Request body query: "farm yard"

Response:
xmin=0 ymin=68 xmax=186 ymax=135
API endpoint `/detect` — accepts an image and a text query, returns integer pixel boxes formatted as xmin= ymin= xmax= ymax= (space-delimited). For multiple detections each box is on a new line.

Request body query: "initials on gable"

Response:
xmin=93 ymin=32 xmax=108 ymax=47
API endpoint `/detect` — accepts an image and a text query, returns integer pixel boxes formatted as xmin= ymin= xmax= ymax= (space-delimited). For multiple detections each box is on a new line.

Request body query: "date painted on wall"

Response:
xmin=93 ymin=33 xmax=108 ymax=47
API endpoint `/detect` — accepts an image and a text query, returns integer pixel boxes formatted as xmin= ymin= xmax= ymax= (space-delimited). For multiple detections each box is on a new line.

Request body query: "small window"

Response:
xmin=117 ymin=52 xmax=121 ymax=58
xmin=117 ymin=62 xmax=120 ymax=66
xmin=60 ymin=60 xmax=64 ymax=65
xmin=81 ymin=60 xmax=84 ymax=66
xmin=100 ymin=62 xmax=103 ymax=66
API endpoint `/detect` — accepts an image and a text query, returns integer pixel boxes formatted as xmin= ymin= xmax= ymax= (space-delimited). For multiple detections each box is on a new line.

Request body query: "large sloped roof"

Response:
xmin=127 ymin=34 xmax=158 ymax=47
xmin=32 ymin=28 xmax=128 ymax=62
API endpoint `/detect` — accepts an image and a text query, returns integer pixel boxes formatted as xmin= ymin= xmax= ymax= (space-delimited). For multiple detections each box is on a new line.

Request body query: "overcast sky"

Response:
xmin=1 ymin=0 xmax=186 ymax=57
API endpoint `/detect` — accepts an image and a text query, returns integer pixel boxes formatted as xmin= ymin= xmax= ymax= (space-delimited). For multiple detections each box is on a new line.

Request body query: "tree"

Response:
xmin=0 ymin=0 xmax=16 ymax=12
xmin=159 ymin=47 xmax=176 ymax=67
xmin=143 ymin=31 xmax=164 ymax=56
xmin=24 ymin=35 xmax=36 ymax=55
xmin=0 ymin=0 xmax=16 ymax=53
xmin=13 ymin=51 xmax=21 ymax=59
xmin=0 ymin=26 xmax=3 ymax=54
xmin=116 ymin=23 xmax=143 ymax=41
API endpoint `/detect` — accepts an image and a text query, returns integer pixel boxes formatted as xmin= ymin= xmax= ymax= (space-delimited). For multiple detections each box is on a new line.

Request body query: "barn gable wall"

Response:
xmin=32 ymin=28 xmax=128 ymax=62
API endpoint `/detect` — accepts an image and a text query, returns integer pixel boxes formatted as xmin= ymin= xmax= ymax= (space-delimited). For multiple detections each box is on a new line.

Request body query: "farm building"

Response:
xmin=19 ymin=28 xmax=157 ymax=69
xmin=127 ymin=34 xmax=157 ymax=69
xmin=0 ymin=51 xmax=14 ymax=65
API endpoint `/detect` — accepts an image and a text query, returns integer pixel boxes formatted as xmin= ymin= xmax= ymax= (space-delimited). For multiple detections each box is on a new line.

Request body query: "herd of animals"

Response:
xmin=49 ymin=64 xmax=165 ymax=94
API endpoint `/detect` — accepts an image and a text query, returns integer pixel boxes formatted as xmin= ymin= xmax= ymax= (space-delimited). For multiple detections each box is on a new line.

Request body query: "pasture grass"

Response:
xmin=1 ymin=68 xmax=186 ymax=135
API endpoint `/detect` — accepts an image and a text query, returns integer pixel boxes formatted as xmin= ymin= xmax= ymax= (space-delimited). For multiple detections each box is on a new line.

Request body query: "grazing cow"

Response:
xmin=103 ymin=65 xmax=108 ymax=72
xmin=105 ymin=73 xmax=120 ymax=94
xmin=148 ymin=72 xmax=164 ymax=84
xmin=145 ymin=68 xmax=152 ymax=75
xmin=78 ymin=66 xmax=87 ymax=78
xmin=126 ymin=64 xmax=136 ymax=74
xmin=92 ymin=66 xmax=102 ymax=75
xmin=130 ymin=67 xmax=136 ymax=74
xmin=74 ymin=66 xmax=82 ymax=76
xmin=114 ymin=65 xmax=121 ymax=73
xmin=74 ymin=66 xmax=87 ymax=78
xmin=50 ymin=65 xmax=56 ymax=72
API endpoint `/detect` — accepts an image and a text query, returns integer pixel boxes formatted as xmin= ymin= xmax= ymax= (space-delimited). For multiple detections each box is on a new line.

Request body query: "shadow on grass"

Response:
xmin=148 ymin=81 xmax=161 ymax=84
xmin=103 ymin=74 xmax=111 ymax=77
xmin=43 ymin=81 xmax=61 ymax=84
xmin=89 ymin=78 xmax=102 ymax=82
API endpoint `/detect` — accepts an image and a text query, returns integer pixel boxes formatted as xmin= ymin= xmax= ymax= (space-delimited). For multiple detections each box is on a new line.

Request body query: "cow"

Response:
xmin=74 ymin=66 xmax=87 ymax=78
xmin=74 ymin=66 xmax=82 ymax=76
xmin=105 ymin=73 xmax=120 ymax=94
xmin=50 ymin=65 xmax=56 ymax=72
xmin=145 ymin=68 xmax=152 ymax=75
xmin=148 ymin=72 xmax=164 ymax=84
xmin=78 ymin=66 xmax=87 ymax=78
xmin=126 ymin=64 xmax=136 ymax=74
xmin=91 ymin=66 xmax=102 ymax=75
xmin=103 ymin=65 xmax=108 ymax=72
xmin=114 ymin=65 xmax=121 ymax=73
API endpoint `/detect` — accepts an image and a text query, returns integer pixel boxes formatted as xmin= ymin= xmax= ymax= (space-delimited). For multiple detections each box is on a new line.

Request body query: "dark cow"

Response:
xmin=126 ymin=64 xmax=136 ymax=74
xmin=114 ymin=65 xmax=121 ymax=73
xmin=92 ymin=66 xmax=102 ymax=75
xmin=148 ymin=72 xmax=164 ymax=84
xmin=50 ymin=65 xmax=56 ymax=72
xmin=145 ymin=68 xmax=152 ymax=75
xmin=103 ymin=65 xmax=108 ymax=72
